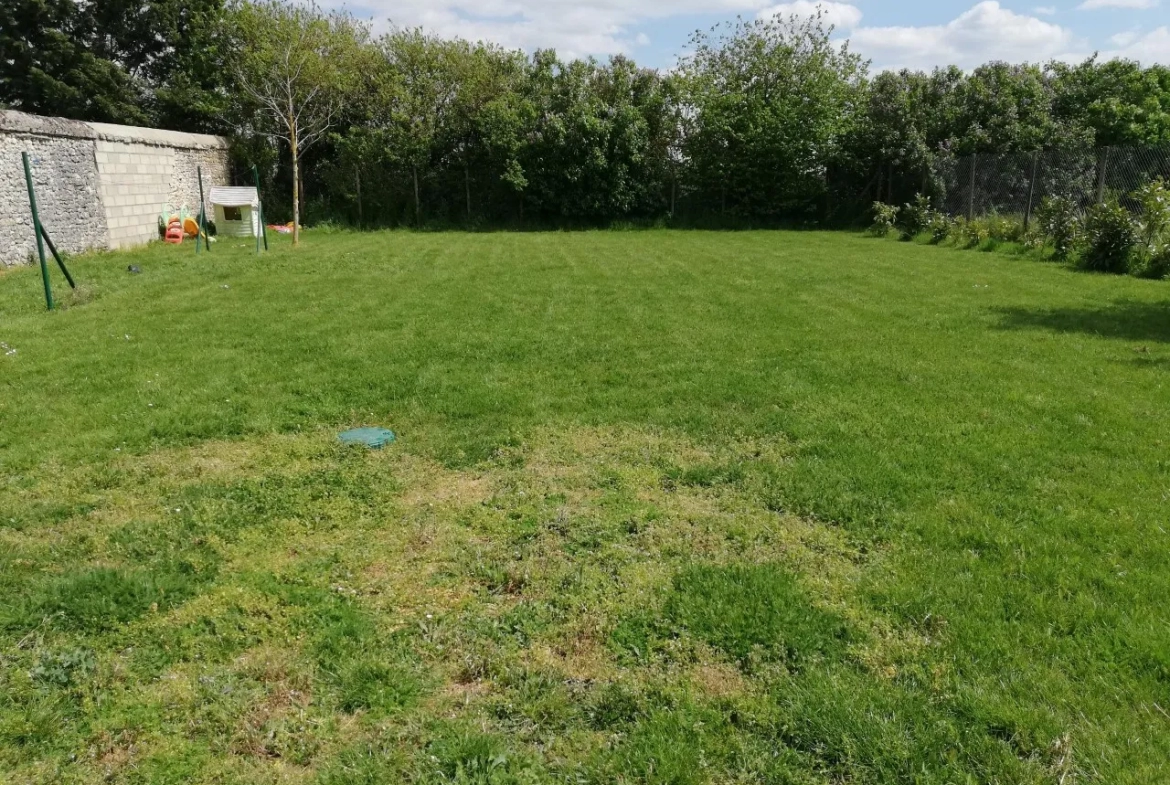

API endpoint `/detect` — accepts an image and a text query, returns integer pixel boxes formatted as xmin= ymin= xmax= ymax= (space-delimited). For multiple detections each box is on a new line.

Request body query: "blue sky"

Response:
xmin=344 ymin=0 xmax=1170 ymax=70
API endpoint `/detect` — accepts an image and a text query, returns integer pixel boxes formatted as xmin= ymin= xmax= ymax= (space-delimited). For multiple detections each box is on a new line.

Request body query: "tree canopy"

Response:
xmin=4 ymin=0 xmax=1170 ymax=228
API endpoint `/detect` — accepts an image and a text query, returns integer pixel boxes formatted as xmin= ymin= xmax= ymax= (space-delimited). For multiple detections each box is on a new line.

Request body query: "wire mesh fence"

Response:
xmin=934 ymin=144 xmax=1170 ymax=227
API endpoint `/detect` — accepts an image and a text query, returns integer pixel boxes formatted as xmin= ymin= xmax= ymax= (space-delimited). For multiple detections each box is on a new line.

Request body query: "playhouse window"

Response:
xmin=223 ymin=206 xmax=242 ymax=221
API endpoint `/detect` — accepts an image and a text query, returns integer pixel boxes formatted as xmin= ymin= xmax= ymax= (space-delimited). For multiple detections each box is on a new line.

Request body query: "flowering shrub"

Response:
xmin=869 ymin=202 xmax=899 ymax=237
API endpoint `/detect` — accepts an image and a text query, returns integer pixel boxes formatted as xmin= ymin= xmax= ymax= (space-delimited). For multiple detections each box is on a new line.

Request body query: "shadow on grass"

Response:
xmin=994 ymin=300 xmax=1170 ymax=344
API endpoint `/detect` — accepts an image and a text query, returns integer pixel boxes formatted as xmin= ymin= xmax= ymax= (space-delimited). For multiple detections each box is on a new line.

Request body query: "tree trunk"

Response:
xmin=298 ymin=167 xmax=306 ymax=230
xmin=290 ymin=126 xmax=300 ymax=246
xmin=355 ymin=166 xmax=362 ymax=228
xmin=464 ymin=162 xmax=471 ymax=224
xmin=412 ymin=164 xmax=421 ymax=227
xmin=670 ymin=168 xmax=677 ymax=218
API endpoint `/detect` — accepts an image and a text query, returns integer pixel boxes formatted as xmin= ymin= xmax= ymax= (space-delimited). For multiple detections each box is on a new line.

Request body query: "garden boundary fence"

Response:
xmin=933 ymin=144 xmax=1170 ymax=229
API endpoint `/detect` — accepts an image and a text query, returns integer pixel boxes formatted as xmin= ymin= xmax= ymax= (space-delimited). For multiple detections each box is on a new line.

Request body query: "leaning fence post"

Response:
xmin=355 ymin=166 xmax=363 ymax=228
xmin=253 ymin=165 xmax=268 ymax=250
xmin=968 ymin=153 xmax=977 ymax=221
xmin=196 ymin=165 xmax=209 ymax=254
xmin=1096 ymin=147 xmax=1110 ymax=204
xmin=1024 ymin=151 xmax=1039 ymax=233
xmin=22 ymin=152 xmax=53 ymax=310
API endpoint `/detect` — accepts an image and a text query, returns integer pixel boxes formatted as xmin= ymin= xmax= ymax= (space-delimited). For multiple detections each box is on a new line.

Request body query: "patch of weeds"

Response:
xmin=661 ymin=461 xmax=745 ymax=490
xmin=29 ymin=647 xmax=96 ymax=688
xmin=108 ymin=518 xmax=222 ymax=568
xmin=490 ymin=667 xmax=579 ymax=730
xmin=610 ymin=609 xmax=662 ymax=663
xmin=664 ymin=564 xmax=849 ymax=667
xmin=258 ymin=581 xmax=428 ymax=715
xmin=319 ymin=740 xmax=407 ymax=784
xmin=9 ymin=562 xmax=215 ymax=633
xmin=495 ymin=601 xmax=557 ymax=646
xmin=168 ymin=460 xmax=382 ymax=543
xmin=172 ymin=477 xmax=301 ymax=539
xmin=336 ymin=658 xmax=421 ymax=714
xmin=419 ymin=726 xmax=541 ymax=785
xmin=449 ymin=629 xmax=513 ymax=684
xmin=585 ymin=681 xmax=645 ymax=729
xmin=182 ymin=668 xmax=263 ymax=744
xmin=120 ymin=742 xmax=213 ymax=785
xmin=771 ymin=665 xmax=1046 ymax=782
xmin=594 ymin=705 xmax=731 ymax=785
xmin=471 ymin=557 xmax=528 ymax=596
xmin=0 ymin=500 xmax=97 ymax=530
xmin=304 ymin=595 xmax=379 ymax=664
xmin=0 ymin=690 xmax=74 ymax=753
xmin=126 ymin=596 xmax=273 ymax=673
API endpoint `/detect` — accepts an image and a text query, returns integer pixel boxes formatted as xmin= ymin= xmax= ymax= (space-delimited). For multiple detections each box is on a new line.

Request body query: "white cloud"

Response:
xmin=1099 ymin=26 xmax=1170 ymax=60
xmin=1079 ymin=0 xmax=1158 ymax=8
xmin=1033 ymin=5 xmax=1057 ymax=13
xmin=756 ymin=1 xmax=863 ymax=30
xmin=359 ymin=0 xmax=772 ymax=60
xmin=849 ymin=2 xmax=1083 ymax=71
xmin=346 ymin=0 xmax=1168 ymax=67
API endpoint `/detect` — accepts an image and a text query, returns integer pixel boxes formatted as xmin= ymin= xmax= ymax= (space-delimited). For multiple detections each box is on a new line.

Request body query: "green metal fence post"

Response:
xmin=22 ymin=152 xmax=53 ymax=310
xmin=1095 ymin=147 xmax=1110 ymax=205
xmin=196 ymin=165 xmax=211 ymax=253
xmin=1023 ymin=151 xmax=1039 ymax=234
xmin=967 ymin=153 xmax=977 ymax=222
xmin=253 ymin=166 xmax=268 ymax=251
xmin=39 ymin=225 xmax=75 ymax=288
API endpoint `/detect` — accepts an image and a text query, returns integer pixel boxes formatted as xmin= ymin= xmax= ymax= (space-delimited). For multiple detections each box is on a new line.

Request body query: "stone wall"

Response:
xmin=0 ymin=111 xmax=229 ymax=266
xmin=0 ymin=114 xmax=107 ymax=266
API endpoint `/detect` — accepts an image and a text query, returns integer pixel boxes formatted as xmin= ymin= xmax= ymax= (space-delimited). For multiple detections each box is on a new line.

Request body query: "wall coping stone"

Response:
xmin=1 ymin=110 xmax=227 ymax=150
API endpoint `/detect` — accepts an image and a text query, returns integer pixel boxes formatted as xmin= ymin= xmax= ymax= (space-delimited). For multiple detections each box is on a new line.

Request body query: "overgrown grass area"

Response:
xmin=1 ymin=229 xmax=1168 ymax=783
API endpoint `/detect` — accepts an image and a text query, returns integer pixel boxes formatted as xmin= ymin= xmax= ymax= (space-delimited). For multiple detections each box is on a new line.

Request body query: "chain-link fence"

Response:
xmin=934 ymin=144 xmax=1170 ymax=227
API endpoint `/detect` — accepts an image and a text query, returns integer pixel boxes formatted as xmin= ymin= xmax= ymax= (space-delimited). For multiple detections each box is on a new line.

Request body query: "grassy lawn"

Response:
xmin=1 ymin=229 xmax=1168 ymax=784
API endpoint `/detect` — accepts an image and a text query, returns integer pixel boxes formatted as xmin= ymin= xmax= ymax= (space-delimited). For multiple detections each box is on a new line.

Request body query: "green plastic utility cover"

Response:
xmin=338 ymin=427 xmax=396 ymax=448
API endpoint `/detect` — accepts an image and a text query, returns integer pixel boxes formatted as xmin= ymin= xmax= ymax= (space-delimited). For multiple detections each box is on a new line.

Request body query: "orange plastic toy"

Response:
xmin=164 ymin=217 xmax=184 ymax=244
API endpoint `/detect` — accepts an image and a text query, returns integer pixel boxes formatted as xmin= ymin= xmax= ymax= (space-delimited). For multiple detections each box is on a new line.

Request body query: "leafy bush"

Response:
xmin=952 ymin=217 xmax=989 ymax=248
xmin=1035 ymin=196 xmax=1082 ymax=260
xmin=1022 ymin=231 xmax=1047 ymax=252
xmin=927 ymin=212 xmax=954 ymax=244
xmin=869 ymin=202 xmax=899 ymax=237
xmin=897 ymin=194 xmax=933 ymax=240
xmin=1132 ymin=178 xmax=1170 ymax=278
xmin=1081 ymin=199 xmax=1138 ymax=274
xmin=1133 ymin=250 xmax=1170 ymax=279
xmin=984 ymin=213 xmax=1025 ymax=244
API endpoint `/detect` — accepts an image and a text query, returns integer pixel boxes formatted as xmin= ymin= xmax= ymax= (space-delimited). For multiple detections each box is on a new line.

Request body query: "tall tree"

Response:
xmin=232 ymin=0 xmax=367 ymax=244
xmin=1050 ymin=57 xmax=1170 ymax=147
xmin=375 ymin=29 xmax=473 ymax=225
xmin=0 ymin=0 xmax=148 ymax=124
xmin=679 ymin=12 xmax=867 ymax=219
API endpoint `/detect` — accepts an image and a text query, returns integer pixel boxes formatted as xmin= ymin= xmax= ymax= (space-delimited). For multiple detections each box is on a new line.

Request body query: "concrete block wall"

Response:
xmin=94 ymin=141 xmax=178 ymax=248
xmin=0 ymin=111 xmax=229 ymax=266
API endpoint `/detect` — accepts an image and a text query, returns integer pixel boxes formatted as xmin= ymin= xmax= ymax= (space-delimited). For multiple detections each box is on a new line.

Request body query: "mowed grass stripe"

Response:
xmin=0 ymin=230 xmax=1168 ymax=782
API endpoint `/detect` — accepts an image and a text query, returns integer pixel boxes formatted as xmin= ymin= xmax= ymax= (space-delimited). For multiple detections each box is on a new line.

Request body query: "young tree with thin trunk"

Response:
xmin=231 ymin=0 xmax=366 ymax=245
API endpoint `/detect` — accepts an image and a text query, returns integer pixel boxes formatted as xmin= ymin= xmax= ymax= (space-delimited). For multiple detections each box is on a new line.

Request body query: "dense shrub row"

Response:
xmin=5 ymin=1 xmax=1170 ymax=230
xmin=870 ymin=180 xmax=1170 ymax=279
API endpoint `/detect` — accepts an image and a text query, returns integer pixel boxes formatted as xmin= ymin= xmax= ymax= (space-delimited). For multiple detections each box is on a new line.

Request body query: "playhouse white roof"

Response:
xmin=208 ymin=186 xmax=258 ymax=207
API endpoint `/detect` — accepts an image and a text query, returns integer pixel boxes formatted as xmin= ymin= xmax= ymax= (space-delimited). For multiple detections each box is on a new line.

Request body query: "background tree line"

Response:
xmin=4 ymin=0 xmax=1170 ymax=232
